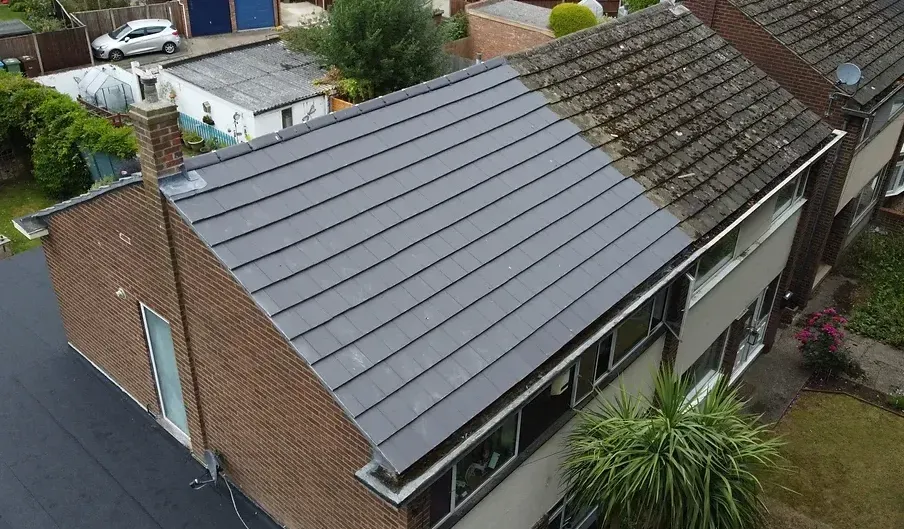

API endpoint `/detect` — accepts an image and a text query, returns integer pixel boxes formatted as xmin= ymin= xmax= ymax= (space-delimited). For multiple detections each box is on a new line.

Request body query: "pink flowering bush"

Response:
xmin=795 ymin=308 xmax=864 ymax=379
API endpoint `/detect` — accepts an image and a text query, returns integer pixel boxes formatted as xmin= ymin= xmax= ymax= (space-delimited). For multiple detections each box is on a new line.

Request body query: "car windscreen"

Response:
xmin=108 ymin=23 xmax=131 ymax=39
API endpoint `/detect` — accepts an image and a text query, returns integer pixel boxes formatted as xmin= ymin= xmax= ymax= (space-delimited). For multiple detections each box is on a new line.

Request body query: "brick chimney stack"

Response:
xmin=129 ymin=76 xmax=183 ymax=194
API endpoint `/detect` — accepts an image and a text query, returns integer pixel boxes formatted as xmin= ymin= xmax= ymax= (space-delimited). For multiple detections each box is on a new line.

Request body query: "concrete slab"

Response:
xmin=0 ymin=248 xmax=278 ymax=529
xmin=280 ymin=2 xmax=324 ymax=27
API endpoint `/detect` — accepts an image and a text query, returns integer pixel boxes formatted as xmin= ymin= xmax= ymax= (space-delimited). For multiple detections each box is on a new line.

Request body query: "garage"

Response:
xmin=235 ymin=0 xmax=276 ymax=30
xmin=189 ymin=0 xmax=232 ymax=36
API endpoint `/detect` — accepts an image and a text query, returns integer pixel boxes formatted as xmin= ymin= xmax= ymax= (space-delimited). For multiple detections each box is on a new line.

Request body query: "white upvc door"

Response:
xmin=141 ymin=303 xmax=190 ymax=445
xmin=732 ymin=276 xmax=780 ymax=380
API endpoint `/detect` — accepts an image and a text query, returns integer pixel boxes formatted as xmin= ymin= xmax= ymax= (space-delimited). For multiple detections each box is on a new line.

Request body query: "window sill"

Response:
xmin=886 ymin=185 xmax=904 ymax=198
xmin=729 ymin=344 xmax=765 ymax=385
xmin=688 ymin=199 xmax=805 ymax=308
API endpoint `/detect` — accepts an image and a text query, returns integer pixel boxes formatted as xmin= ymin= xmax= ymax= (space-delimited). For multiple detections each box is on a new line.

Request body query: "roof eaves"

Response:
xmin=12 ymin=175 xmax=142 ymax=239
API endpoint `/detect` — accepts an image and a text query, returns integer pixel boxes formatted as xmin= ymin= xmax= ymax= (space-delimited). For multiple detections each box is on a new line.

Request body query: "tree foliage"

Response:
xmin=548 ymin=3 xmax=597 ymax=38
xmin=282 ymin=0 xmax=444 ymax=101
xmin=562 ymin=369 xmax=783 ymax=529
xmin=0 ymin=71 xmax=137 ymax=198
xmin=622 ymin=0 xmax=659 ymax=13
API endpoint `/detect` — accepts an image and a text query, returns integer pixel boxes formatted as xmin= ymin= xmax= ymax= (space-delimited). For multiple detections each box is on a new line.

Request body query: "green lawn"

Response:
xmin=837 ymin=231 xmax=904 ymax=346
xmin=0 ymin=5 xmax=25 ymax=21
xmin=764 ymin=392 xmax=904 ymax=529
xmin=0 ymin=180 xmax=55 ymax=255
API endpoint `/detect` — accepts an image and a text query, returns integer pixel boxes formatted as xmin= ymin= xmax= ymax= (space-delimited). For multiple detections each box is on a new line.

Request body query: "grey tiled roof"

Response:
xmin=508 ymin=3 xmax=833 ymax=237
xmin=470 ymin=0 xmax=551 ymax=30
xmin=163 ymin=4 xmax=832 ymax=475
xmin=164 ymin=41 xmax=327 ymax=115
xmin=729 ymin=0 xmax=904 ymax=105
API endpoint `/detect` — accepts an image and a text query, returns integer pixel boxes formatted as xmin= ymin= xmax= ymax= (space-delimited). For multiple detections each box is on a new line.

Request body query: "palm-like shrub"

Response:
xmin=562 ymin=369 xmax=782 ymax=529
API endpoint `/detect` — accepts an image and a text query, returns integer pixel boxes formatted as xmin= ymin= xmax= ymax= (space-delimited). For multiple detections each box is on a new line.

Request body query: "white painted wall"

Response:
xmin=838 ymin=111 xmax=904 ymax=213
xmin=452 ymin=335 xmax=665 ymax=529
xmin=36 ymin=64 xmax=140 ymax=109
xmin=156 ymin=69 xmax=254 ymax=142
xmin=252 ymin=95 xmax=329 ymax=137
xmin=674 ymin=206 xmax=802 ymax=374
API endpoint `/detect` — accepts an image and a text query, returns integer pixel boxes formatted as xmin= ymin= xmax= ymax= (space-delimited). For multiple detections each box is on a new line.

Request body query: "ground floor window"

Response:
xmin=684 ymin=329 xmax=728 ymax=399
xmin=851 ymin=173 xmax=882 ymax=228
xmin=886 ymin=157 xmax=904 ymax=196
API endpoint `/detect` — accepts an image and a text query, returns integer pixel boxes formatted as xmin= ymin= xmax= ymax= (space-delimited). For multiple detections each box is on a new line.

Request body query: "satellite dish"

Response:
xmin=836 ymin=63 xmax=862 ymax=86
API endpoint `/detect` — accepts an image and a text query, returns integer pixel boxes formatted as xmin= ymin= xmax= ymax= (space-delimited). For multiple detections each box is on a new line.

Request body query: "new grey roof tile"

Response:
xmin=166 ymin=4 xmax=834 ymax=476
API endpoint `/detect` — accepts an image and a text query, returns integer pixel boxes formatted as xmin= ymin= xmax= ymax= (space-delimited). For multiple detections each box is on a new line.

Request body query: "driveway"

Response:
xmin=111 ymin=28 xmax=279 ymax=67
xmin=0 ymin=249 xmax=277 ymax=529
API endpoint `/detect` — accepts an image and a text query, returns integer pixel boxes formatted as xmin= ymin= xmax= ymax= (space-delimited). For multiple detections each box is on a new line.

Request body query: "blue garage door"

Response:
xmin=235 ymin=0 xmax=275 ymax=30
xmin=189 ymin=0 xmax=232 ymax=36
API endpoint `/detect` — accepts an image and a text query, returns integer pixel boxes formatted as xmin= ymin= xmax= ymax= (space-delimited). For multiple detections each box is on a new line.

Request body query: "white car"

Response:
xmin=91 ymin=19 xmax=182 ymax=61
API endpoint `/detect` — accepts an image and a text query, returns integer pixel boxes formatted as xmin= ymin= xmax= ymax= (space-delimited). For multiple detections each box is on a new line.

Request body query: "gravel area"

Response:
xmin=471 ymin=0 xmax=550 ymax=29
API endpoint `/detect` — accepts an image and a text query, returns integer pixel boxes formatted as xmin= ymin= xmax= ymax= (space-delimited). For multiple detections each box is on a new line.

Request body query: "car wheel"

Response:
xmin=163 ymin=42 xmax=177 ymax=54
xmin=108 ymin=49 xmax=124 ymax=61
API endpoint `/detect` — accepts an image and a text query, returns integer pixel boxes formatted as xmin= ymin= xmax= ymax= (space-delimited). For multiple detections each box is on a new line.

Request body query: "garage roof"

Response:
xmin=163 ymin=4 xmax=831 ymax=475
xmin=0 ymin=19 xmax=33 ymax=39
xmin=164 ymin=40 xmax=327 ymax=115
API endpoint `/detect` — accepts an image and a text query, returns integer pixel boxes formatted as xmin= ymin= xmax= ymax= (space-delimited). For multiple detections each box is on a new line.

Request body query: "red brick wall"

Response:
xmin=467 ymin=8 xmax=552 ymax=59
xmin=876 ymin=202 xmax=904 ymax=232
xmin=42 ymin=183 xmax=413 ymax=529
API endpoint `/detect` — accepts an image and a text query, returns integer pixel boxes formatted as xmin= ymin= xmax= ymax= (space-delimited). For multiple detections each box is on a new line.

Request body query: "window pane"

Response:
xmin=772 ymin=178 xmax=796 ymax=219
xmin=855 ymin=175 xmax=880 ymax=219
xmin=143 ymin=307 xmax=188 ymax=433
xmin=685 ymin=330 xmax=727 ymax=393
xmin=429 ymin=469 xmax=453 ymax=525
xmin=594 ymin=335 xmax=612 ymax=380
xmin=695 ymin=227 xmax=739 ymax=288
xmin=574 ymin=347 xmax=597 ymax=403
xmin=795 ymin=167 xmax=811 ymax=200
xmin=757 ymin=275 xmax=780 ymax=322
xmin=651 ymin=289 xmax=666 ymax=327
xmin=519 ymin=374 xmax=572 ymax=450
xmin=613 ymin=301 xmax=653 ymax=365
xmin=454 ymin=414 xmax=518 ymax=506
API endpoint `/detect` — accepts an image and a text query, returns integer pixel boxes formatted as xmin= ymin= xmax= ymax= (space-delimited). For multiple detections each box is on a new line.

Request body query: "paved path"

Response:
xmin=0 ymin=249 xmax=277 ymax=529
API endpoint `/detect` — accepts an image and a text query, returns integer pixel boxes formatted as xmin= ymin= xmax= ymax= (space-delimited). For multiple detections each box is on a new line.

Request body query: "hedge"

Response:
xmin=549 ymin=3 xmax=597 ymax=38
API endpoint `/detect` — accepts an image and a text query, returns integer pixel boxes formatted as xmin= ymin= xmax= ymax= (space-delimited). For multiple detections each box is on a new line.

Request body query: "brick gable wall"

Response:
xmin=42 ymin=182 xmax=413 ymax=529
xmin=466 ymin=7 xmax=553 ymax=59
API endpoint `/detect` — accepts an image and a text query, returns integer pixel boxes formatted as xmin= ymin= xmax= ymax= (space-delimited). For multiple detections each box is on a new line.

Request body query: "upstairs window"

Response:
xmin=693 ymin=227 xmax=739 ymax=293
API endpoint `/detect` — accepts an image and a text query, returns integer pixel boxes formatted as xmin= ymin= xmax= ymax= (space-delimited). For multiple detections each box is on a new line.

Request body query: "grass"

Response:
xmin=0 ymin=5 xmax=25 ymax=21
xmin=835 ymin=230 xmax=904 ymax=346
xmin=764 ymin=392 xmax=904 ymax=529
xmin=0 ymin=180 xmax=55 ymax=255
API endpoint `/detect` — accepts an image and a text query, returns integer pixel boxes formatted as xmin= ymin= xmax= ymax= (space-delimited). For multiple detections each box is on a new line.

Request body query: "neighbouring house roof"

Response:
xmin=469 ymin=0 xmax=552 ymax=30
xmin=163 ymin=40 xmax=328 ymax=115
xmin=729 ymin=0 xmax=904 ymax=106
xmin=16 ymin=3 xmax=835 ymax=481
xmin=0 ymin=19 xmax=33 ymax=38
xmin=159 ymin=3 xmax=833 ymax=475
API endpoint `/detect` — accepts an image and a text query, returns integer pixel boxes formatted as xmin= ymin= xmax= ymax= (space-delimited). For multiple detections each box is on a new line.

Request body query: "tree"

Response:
xmin=562 ymin=369 xmax=782 ymax=529
xmin=282 ymin=0 xmax=444 ymax=101
xmin=622 ymin=0 xmax=658 ymax=12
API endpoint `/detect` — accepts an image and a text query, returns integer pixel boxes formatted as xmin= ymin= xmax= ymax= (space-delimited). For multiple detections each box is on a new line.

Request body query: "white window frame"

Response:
xmin=684 ymin=330 xmax=728 ymax=406
xmin=886 ymin=156 xmax=904 ymax=197
xmin=441 ymin=412 xmax=522 ymax=520
xmin=851 ymin=174 xmax=882 ymax=228
xmin=140 ymin=303 xmax=191 ymax=447
xmin=546 ymin=496 xmax=597 ymax=529
xmin=772 ymin=168 xmax=810 ymax=221
xmin=691 ymin=226 xmax=739 ymax=295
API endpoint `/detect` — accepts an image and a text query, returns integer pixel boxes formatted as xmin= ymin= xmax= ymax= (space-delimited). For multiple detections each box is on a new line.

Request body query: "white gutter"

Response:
xmin=357 ymin=128 xmax=848 ymax=506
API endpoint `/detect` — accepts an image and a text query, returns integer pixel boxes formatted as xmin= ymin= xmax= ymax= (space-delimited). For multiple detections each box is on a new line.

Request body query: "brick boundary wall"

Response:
xmin=466 ymin=0 xmax=553 ymax=59
xmin=875 ymin=203 xmax=904 ymax=232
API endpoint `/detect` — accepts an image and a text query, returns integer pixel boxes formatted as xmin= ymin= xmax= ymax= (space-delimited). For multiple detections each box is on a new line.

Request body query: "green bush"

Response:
xmin=622 ymin=0 xmax=658 ymax=12
xmin=548 ymin=3 xmax=597 ymax=38
xmin=888 ymin=394 xmax=904 ymax=411
xmin=0 ymin=71 xmax=137 ymax=198
xmin=795 ymin=308 xmax=864 ymax=380
xmin=282 ymin=0 xmax=444 ymax=100
xmin=440 ymin=12 xmax=468 ymax=41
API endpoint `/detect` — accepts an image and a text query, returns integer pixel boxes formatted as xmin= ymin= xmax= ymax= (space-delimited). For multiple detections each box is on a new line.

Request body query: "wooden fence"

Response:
xmin=74 ymin=2 xmax=187 ymax=40
xmin=0 ymin=26 xmax=93 ymax=75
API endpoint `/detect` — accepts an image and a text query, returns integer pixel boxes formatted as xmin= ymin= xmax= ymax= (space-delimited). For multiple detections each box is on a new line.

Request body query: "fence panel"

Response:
xmin=0 ymin=34 xmax=38 ymax=62
xmin=35 ymin=26 xmax=93 ymax=72
xmin=178 ymin=113 xmax=238 ymax=147
xmin=75 ymin=2 xmax=186 ymax=40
